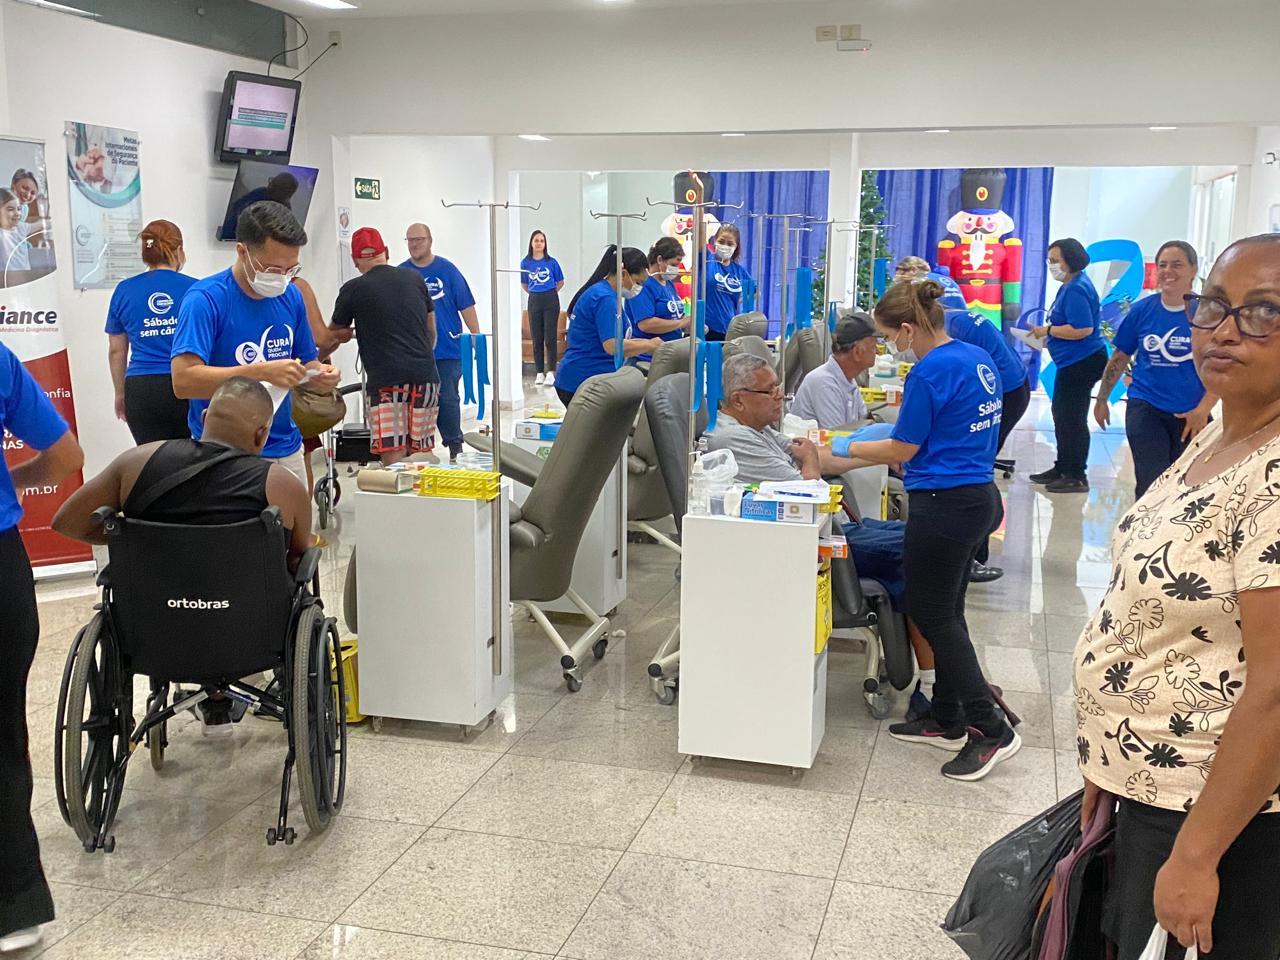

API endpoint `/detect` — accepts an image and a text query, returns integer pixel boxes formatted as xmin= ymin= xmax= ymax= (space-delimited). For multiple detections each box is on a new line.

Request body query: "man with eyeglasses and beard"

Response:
xmin=171 ymin=201 xmax=339 ymax=487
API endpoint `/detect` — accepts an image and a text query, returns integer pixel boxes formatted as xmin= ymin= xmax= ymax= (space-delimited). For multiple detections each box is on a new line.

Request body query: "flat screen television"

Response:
xmin=217 ymin=161 xmax=320 ymax=242
xmin=214 ymin=71 xmax=302 ymax=164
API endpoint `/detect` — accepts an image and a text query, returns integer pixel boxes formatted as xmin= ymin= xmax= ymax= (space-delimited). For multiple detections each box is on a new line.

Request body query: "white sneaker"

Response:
xmin=0 ymin=927 xmax=43 ymax=953
xmin=534 ymin=372 xmax=545 ymax=386
xmin=544 ymin=371 xmax=555 ymax=387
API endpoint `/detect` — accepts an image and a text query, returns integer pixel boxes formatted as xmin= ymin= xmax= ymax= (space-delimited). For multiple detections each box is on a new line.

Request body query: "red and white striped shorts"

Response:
xmin=366 ymin=382 xmax=440 ymax=455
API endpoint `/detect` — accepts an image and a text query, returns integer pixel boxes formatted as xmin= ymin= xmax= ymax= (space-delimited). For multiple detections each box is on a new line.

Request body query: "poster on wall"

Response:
xmin=0 ymin=136 xmax=91 ymax=567
xmin=64 ymin=121 xmax=143 ymax=289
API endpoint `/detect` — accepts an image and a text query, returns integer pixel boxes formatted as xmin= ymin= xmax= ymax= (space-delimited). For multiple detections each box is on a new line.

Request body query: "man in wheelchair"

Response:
xmin=48 ymin=377 xmax=346 ymax=853
xmin=54 ymin=377 xmax=312 ymax=737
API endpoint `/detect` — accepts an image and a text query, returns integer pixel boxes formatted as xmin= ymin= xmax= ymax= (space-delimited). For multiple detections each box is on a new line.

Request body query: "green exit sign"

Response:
xmin=354 ymin=177 xmax=381 ymax=200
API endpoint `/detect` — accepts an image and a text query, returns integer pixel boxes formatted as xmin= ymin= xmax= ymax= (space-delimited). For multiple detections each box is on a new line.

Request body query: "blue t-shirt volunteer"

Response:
xmin=1046 ymin=271 xmax=1106 ymax=368
xmin=557 ymin=281 xmax=634 ymax=394
xmin=399 ymin=256 xmax=476 ymax=361
xmin=0 ymin=343 xmax=69 ymax=532
xmin=945 ymin=309 xmax=1027 ymax=393
xmin=170 ymin=268 xmax=319 ymax=458
xmin=105 ymin=269 xmax=198 ymax=376
xmin=632 ymin=275 xmax=685 ymax=361
xmin=1112 ymin=293 xmax=1205 ymax=415
xmin=703 ymin=253 xmax=750 ymax=335
xmin=521 ymin=255 xmax=564 ymax=295
xmin=891 ymin=339 xmax=1003 ymax=491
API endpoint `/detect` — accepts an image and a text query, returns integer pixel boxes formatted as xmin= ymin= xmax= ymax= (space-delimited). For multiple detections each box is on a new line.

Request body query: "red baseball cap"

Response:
xmin=351 ymin=227 xmax=387 ymax=259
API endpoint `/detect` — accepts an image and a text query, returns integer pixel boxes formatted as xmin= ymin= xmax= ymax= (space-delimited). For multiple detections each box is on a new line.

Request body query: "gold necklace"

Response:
xmin=1202 ymin=415 xmax=1280 ymax=465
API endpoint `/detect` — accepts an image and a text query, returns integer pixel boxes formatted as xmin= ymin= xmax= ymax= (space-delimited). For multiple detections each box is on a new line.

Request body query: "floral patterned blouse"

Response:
xmin=1074 ymin=420 xmax=1280 ymax=813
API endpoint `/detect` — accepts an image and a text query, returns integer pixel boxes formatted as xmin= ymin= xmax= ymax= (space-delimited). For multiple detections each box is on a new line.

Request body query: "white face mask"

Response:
xmin=622 ymin=282 xmax=643 ymax=300
xmin=715 ymin=243 xmax=735 ymax=263
xmin=244 ymin=252 xmax=293 ymax=299
xmin=663 ymin=264 xmax=681 ymax=280
xmin=1048 ymin=262 xmax=1068 ymax=283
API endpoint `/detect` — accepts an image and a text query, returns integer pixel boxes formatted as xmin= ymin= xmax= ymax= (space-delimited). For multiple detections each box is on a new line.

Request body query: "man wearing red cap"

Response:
xmin=329 ymin=227 xmax=439 ymax=463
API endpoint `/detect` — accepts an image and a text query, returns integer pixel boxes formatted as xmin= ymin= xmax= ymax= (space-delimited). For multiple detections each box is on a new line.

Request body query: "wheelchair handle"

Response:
xmin=338 ymin=383 xmax=364 ymax=397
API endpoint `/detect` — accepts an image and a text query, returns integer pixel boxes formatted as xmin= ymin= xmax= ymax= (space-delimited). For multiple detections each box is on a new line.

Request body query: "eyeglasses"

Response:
xmin=247 ymin=252 xmax=301 ymax=280
xmin=1184 ymin=293 xmax=1280 ymax=339
xmin=736 ymin=385 xmax=784 ymax=398
xmin=405 ymin=236 xmax=430 ymax=243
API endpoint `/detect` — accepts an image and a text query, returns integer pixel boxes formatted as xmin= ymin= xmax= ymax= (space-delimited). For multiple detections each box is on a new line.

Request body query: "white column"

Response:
xmin=825 ymin=133 xmax=861 ymax=305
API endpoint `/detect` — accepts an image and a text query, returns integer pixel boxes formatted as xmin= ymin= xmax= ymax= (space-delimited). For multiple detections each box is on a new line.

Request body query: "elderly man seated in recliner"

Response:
xmin=709 ymin=353 xmax=937 ymax=719
xmin=790 ymin=314 xmax=878 ymax=428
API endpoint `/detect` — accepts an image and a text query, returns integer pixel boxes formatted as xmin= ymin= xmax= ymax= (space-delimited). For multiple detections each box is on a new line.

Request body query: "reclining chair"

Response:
xmin=725 ymin=311 xmax=768 ymax=341
xmin=54 ymin=506 xmax=346 ymax=853
xmin=828 ymin=546 xmax=914 ymax=719
xmin=628 ymin=340 xmax=693 ymax=553
xmin=469 ymin=367 xmax=647 ymax=692
xmin=724 ymin=335 xmax=773 ymax=363
xmin=781 ymin=325 xmax=827 ymax=393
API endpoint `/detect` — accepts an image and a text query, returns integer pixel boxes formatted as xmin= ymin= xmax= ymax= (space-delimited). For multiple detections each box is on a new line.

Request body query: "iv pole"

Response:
xmin=587 ymin=208 xmax=647 ymax=581
xmin=440 ymin=197 xmax=541 ymax=676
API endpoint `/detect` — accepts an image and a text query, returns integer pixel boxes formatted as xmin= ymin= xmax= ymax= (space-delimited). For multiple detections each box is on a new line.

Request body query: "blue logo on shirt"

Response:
xmin=425 ymin=278 xmax=446 ymax=301
xmin=147 ymin=291 xmax=174 ymax=314
xmin=527 ymin=266 xmax=552 ymax=285
xmin=235 ymin=324 xmax=295 ymax=365
xmin=712 ymin=269 xmax=742 ymax=295
xmin=1142 ymin=329 xmax=1194 ymax=364
xmin=977 ymin=363 xmax=998 ymax=395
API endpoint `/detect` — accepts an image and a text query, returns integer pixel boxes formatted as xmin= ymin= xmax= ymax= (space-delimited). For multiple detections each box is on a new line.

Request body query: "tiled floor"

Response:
xmin=16 ymin=388 xmax=1134 ymax=960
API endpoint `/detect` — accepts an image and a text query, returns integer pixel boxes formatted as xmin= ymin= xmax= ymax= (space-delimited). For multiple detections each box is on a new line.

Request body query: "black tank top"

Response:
xmin=123 ymin=439 xmax=271 ymax=525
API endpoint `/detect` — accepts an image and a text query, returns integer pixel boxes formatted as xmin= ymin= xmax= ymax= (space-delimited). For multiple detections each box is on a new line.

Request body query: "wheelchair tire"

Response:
xmin=292 ymin=604 xmax=348 ymax=835
xmin=58 ymin=613 xmax=128 ymax=849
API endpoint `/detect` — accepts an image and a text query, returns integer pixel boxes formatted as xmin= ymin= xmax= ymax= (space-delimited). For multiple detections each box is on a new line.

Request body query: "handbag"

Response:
xmin=1137 ymin=926 xmax=1197 ymax=960
xmin=1034 ymin=792 xmax=1116 ymax=960
xmin=291 ymin=385 xmax=346 ymax=439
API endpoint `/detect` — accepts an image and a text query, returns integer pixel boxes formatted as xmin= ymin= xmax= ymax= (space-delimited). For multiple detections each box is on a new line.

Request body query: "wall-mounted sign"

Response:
xmin=354 ymin=177 xmax=380 ymax=200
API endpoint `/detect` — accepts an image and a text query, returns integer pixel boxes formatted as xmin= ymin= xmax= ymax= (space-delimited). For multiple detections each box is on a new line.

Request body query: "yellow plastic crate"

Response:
xmin=330 ymin=638 xmax=364 ymax=724
xmin=415 ymin=467 xmax=501 ymax=501
xmin=859 ymin=386 xmax=886 ymax=403
xmin=897 ymin=361 xmax=915 ymax=378
xmin=818 ymin=482 xmax=843 ymax=514
xmin=815 ymin=565 xmax=832 ymax=654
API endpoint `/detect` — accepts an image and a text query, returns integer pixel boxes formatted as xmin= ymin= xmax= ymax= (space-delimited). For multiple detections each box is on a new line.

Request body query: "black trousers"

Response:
xmin=527 ymin=292 xmax=560 ymax=373
xmin=555 ymin=386 xmax=575 ymax=407
xmin=124 ymin=373 xmax=190 ymax=445
xmin=1103 ymin=800 xmax=1280 ymax=960
xmin=975 ymin=381 xmax=1031 ymax=565
xmin=706 ymin=329 xmax=726 ymax=342
xmin=904 ymin=483 xmax=1004 ymax=733
xmin=1051 ymin=348 xmax=1108 ymax=479
xmin=1126 ymin=398 xmax=1190 ymax=500
xmin=0 ymin=528 xmax=55 ymax=938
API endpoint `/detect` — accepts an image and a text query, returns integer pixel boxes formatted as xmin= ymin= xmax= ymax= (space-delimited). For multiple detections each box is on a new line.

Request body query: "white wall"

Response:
xmin=1245 ymin=127 xmax=1280 ymax=236
xmin=0 ymin=0 xmax=322 ymax=477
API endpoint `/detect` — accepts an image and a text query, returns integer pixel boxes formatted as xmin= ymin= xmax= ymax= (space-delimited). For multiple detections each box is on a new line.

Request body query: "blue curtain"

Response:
xmin=708 ymin=171 xmax=830 ymax=337
xmin=875 ymin=167 xmax=1054 ymax=378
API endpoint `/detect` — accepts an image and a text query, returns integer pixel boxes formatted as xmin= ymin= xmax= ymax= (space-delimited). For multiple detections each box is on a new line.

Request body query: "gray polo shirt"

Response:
xmin=790 ymin=355 xmax=867 ymax=428
xmin=707 ymin=411 xmax=803 ymax=483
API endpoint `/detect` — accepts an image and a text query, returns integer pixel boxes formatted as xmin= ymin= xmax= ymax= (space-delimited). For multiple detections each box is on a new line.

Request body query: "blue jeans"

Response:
xmin=1125 ymin=398 xmax=1189 ymax=500
xmin=843 ymin=517 xmax=906 ymax=609
xmin=435 ymin=357 xmax=462 ymax=449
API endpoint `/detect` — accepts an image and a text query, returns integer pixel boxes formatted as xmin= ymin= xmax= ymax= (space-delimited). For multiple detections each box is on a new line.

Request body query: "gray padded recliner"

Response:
xmin=725 ymin=311 xmax=768 ymax=341
xmin=644 ymin=338 xmax=693 ymax=385
xmin=472 ymin=366 xmax=646 ymax=692
xmin=781 ymin=325 xmax=827 ymax=393
xmin=628 ymin=340 xmax=694 ymax=551
xmin=724 ymin=335 xmax=773 ymax=363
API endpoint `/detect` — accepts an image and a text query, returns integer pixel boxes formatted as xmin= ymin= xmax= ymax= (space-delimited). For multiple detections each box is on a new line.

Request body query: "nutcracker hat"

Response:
xmin=959 ymin=168 xmax=1007 ymax=215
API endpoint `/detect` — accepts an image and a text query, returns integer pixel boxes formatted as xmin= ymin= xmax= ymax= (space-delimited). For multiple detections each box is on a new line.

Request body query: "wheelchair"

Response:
xmin=53 ymin=506 xmax=347 ymax=853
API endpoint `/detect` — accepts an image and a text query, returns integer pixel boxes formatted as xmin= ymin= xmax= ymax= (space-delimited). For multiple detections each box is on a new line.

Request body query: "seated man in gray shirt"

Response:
xmin=790 ymin=314 xmax=876 ymax=428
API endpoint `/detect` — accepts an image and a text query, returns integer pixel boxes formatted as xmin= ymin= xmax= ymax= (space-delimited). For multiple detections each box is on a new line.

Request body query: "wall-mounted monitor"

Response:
xmin=214 ymin=71 xmax=301 ymax=164
xmin=217 ymin=161 xmax=319 ymax=241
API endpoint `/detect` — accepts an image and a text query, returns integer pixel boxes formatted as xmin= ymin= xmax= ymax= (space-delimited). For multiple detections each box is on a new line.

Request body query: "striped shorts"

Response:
xmin=366 ymin=382 xmax=440 ymax=455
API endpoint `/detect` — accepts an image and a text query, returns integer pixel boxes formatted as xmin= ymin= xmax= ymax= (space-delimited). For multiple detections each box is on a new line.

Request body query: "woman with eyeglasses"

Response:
xmin=1093 ymin=240 xmax=1215 ymax=499
xmin=520 ymin=230 xmax=565 ymax=387
xmin=104 ymin=220 xmax=197 ymax=444
xmin=1071 ymin=234 xmax=1280 ymax=960
xmin=1028 ymin=238 xmax=1108 ymax=494
xmin=630 ymin=237 xmax=692 ymax=365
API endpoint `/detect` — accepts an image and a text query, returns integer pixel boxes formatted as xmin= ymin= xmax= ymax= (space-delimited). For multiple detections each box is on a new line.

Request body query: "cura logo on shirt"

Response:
xmin=712 ymin=269 xmax=742 ymax=295
xmin=527 ymin=266 xmax=552 ymax=285
xmin=425 ymin=278 xmax=446 ymax=301
xmin=977 ymin=363 xmax=998 ymax=395
xmin=235 ymin=324 xmax=295 ymax=366
xmin=147 ymin=291 xmax=174 ymax=315
xmin=1142 ymin=329 xmax=1194 ymax=364
xmin=666 ymin=298 xmax=684 ymax=317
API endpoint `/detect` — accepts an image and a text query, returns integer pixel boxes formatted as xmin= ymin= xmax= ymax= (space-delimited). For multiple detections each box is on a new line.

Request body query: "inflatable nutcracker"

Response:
xmin=936 ymin=168 xmax=1023 ymax=329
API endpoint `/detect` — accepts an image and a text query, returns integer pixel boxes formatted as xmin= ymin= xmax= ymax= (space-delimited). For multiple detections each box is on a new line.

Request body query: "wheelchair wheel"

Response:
xmin=883 ymin=612 xmax=915 ymax=692
xmin=292 ymin=604 xmax=348 ymax=835
xmin=145 ymin=681 xmax=168 ymax=772
xmin=314 ymin=476 xmax=333 ymax=530
xmin=56 ymin=613 xmax=129 ymax=850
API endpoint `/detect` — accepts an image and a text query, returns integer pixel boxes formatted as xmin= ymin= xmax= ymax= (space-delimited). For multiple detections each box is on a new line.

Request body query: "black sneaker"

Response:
xmin=1045 ymin=476 xmax=1089 ymax=494
xmin=942 ymin=725 xmax=1022 ymax=781
xmin=969 ymin=561 xmax=1004 ymax=583
xmin=1029 ymin=467 xmax=1061 ymax=484
xmin=449 ymin=443 xmax=463 ymax=463
xmin=888 ymin=715 xmax=967 ymax=752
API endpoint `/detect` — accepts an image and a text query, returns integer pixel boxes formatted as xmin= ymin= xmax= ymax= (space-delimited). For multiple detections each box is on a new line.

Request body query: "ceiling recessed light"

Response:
xmin=518 ymin=134 xmax=551 ymax=142
xmin=722 ymin=133 xmax=746 ymax=138
xmin=925 ymin=128 xmax=951 ymax=134
xmin=298 ymin=0 xmax=358 ymax=8
xmin=13 ymin=0 xmax=98 ymax=17
xmin=1149 ymin=125 xmax=1177 ymax=131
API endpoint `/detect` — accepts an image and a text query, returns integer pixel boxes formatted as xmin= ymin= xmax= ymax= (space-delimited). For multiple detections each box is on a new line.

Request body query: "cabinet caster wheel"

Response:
xmin=564 ymin=673 xmax=582 ymax=693
xmin=865 ymin=691 xmax=891 ymax=720
xmin=370 ymin=716 xmax=383 ymax=733
xmin=102 ymin=836 xmax=116 ymax=854
xmin=592 ymin=638 xmax=608 ymax=660
xmin=655 ymin=684 xmax=676 ymax=706
xmin=267 ymin=827 xmax=278 ymax=845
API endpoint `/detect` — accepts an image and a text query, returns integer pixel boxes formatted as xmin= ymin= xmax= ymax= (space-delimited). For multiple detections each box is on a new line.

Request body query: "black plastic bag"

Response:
xmin=942 ymin=790 xmax=1084 ymax=960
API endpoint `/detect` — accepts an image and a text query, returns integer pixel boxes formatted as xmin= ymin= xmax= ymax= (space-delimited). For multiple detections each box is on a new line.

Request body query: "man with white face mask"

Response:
xmin=171 ymin=201 xmax=339 ymax=486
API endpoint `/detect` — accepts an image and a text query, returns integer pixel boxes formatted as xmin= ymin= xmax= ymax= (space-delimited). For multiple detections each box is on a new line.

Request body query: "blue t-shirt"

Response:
xmin=399 ymin=256 xmax=477 ymax=361
xmin=1112 ymin=293 xmax=1205 ymax=415
xmin=632 ymin=275 xmax=685 ymax=361
xmin=891 ymin=339 xmax=1003 ymax=491
xmin=170 ymin=268 xmax=319 ymax=458
xmin=557 ymin=281 xmax=634 ymax=394
xmin=520 ymin=255 xmax=564 ymax=295
xmin=1046 ymin=271 xmax=1106 ymax=369
xmin=703 ymin=254 xmax=750 ymax=335
xmin=945 ymin=309 xmax=1027 ymax=393
xmin=0 ymin=343 xmax=69 ymax=532
xmin=105 ymin=269 xmax=198 ymax=376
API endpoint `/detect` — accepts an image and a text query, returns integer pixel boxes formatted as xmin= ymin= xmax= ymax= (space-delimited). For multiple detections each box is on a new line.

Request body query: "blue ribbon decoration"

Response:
xmin=705 ymin=340 xmax=723 ymax=432
xmin=694 ymin=298 xmax=706 ymax=343
xmin=827 ymin=301 xmax=839 ymax=335
xmin=742 ymin=276 xmax=757 ymax=313
xmin=793 ymin=267 xmax=814 ymax=330
xmin=474 ymin=333 xmax=490 ymax=421
xmin=691 ymin=338 xmax=707 ymax=414
xmin=460 ymin=333 xmax=476 ymax=405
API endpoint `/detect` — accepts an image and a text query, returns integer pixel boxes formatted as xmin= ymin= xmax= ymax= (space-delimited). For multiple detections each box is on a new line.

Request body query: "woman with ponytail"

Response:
xmin=555 ymin=245 xmax=664 ymax=405
xmin=105 ymin=220 xmax=197 ymax=443
xmin=843 ymin=279 xmax=1020 ymax=782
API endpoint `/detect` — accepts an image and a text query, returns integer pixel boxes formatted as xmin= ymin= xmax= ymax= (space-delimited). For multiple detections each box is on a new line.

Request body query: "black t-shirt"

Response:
xmin=332 ymin=264 xmax=439 ymax=389
xmin=122 ymin=439 xmax=271 ymax=525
